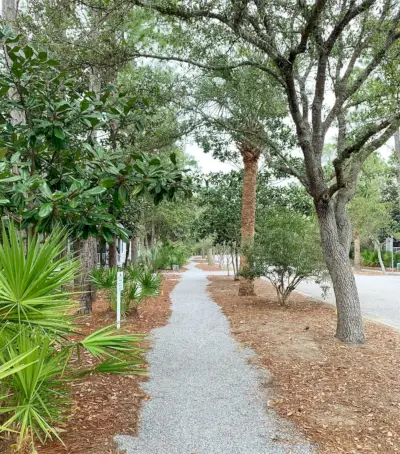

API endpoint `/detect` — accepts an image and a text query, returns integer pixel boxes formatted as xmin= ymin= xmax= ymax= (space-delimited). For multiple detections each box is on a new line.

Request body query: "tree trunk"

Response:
xmin=108 ymin=237 xmax=117 ymax=268
xmin=131 ymin=236 xmax=138 ymax=263
xmin=124 ymin=241 xmax=130 ymax=268
xmin=73 ymin=239 xmax=82 ymax=289
xmin=316 ymin=198 xmax=364 ymax=344
xmin=207 ymin=248 xmax=214 ymax=266
xmin=354 ymin=231 xmax=361 ymax=271
xmin=78 ymin=237 xmax=96 ymax=313
xmin=238 ymin=143 xmax=260 ymax=296
xmin=395 ymin=129 xmax=400 ymax=211
xmin=150 ymin=220 xmax=156 ymax=249
xmin=3 ymin=0 xmax=17 ymax=21
xmin=374 ymin=240 xmax=386 ymax=274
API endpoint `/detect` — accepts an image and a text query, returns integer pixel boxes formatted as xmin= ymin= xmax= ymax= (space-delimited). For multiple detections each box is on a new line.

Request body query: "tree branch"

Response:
xmin=129 ymin=52 xmax=285 ymax=87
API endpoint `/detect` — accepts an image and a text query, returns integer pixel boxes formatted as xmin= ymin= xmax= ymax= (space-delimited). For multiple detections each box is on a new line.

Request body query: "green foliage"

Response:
xmin=360 ymin=249 xmax=400 ymax=268
xmin=245 ymin=208 xmax=327 ymax=305
xmin=93 ymin=261 xmax=162 ymax=316
xmin=349 ymin=154 xmax=394 ymax=245
xmin=138 ymin=243 xmax=190 ymax=270
xmin=0 ymin=227 xmax=145 ymax=451
xmin=139 ymin=269 xmax=162 ymax=297
xmin=0 ymin=29 xmax=192 ymax=243
xmin=0 ymin=226 xmax=78 ymax=334
xmin=90 ymin=267 xmax=118 ymax=290
xmin=155 ymin=243 xmax=190 ymax=269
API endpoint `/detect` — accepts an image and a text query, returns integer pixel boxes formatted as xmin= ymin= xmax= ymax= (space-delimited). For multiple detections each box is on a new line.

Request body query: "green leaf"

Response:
xmin=131 ymin=184 xmax=144 ymax=197
xmin=149 ymin=158 xmax=161 ymax=166
xmin=83 ymin=186 xmax=106 ymax=197
xmin=54 ymin=128 xmax=65 ymax=140
xmin=0 ymin=176 xmax=22 ymax=183
xmin=80 ymin=100 xmax=90 ymax=112
xmin=38 ymin=203 xmax=53 ymax=218
xmin=39 ymin=183 xmax=53 ymax=199
xmin=100 ymin=178 xmax=117 ymax=189
xmin=170 ymin=152 xmax=177 ymax=165
xmin=23 ymin=45 xmax=34 ymax=58
xmin=118 ymin=185 xmax=128 ymax=205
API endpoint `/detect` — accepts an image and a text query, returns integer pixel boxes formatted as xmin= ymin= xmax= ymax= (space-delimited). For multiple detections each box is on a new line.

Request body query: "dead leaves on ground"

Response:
xmin=208 ymin=276 xmax=400 ymax=454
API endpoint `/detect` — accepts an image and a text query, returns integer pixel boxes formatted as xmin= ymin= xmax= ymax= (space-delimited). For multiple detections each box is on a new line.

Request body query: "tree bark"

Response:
xmin=131 ymin=236 xmax=138 ymax=263
xmin=316 ymin=198 xmax=365 ymax=344
xmin=150 ymin=220 xmax=156 ymax=249
xmin=238 ymin=143 xmax=260 ymax=296
xmin=3 ymin=0 xmax=17 ymax=21
xmin=78 ymin=237 xmax=97 ymax=313
xmin=395 ymin=129 xmax=400 ymax=211
xmin=207 ymin=248 xmax=214 ymax=266
xmin=354 ymin=231 xmax=361 ymax=271
xmin=124 ymin=241 xmax=130 ymax=268
xmin=374 ymin=240 xmax=386 ymax=274
xmin=108 ymin=237 xmax=117 ymax=268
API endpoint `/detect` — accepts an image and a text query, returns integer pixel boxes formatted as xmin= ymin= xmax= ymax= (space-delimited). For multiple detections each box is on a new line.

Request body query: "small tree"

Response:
xmin=245 ymin=208 xmax=327 ymax=306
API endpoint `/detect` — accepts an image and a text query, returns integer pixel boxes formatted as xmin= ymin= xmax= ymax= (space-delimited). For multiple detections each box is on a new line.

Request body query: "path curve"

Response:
xmin=115 ymin=261 xmax=314 ymax=454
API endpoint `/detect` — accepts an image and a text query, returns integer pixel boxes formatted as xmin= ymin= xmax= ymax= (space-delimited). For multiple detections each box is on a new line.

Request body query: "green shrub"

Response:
xmin=360 ymin=249 xmax=400 ymax=267
xmin=139 ymin=269 xmax=161 ymax=297
xmin=90 ymin=266 xmax=118 ymax=290
xmin=245 ymin=208 xmax=328 ymax=305
xmin=108 ymin=268 xmax=161 ymax=316
xmin=0 ymin=225 xmax=145 ymax=451
xmin=155 ymin=243 xmax=190 ymax=270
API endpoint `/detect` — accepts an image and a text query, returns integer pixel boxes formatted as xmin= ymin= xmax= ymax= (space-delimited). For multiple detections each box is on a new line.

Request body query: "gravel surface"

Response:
xmin=115 ymin=262 xmax=314 ymax=454
xmin=296 ymin=274 xmax=400 ymax=330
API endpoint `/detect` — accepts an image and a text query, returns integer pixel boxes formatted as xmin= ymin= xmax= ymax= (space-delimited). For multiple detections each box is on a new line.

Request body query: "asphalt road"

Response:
xmin=296 ymin=274 xmax=400 ymax=330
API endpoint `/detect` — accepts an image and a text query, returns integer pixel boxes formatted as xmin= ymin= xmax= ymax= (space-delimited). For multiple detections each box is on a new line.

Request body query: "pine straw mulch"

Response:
xmin=208 ymin=276 xmax=400 ymax=454
xmin=195 ymin=263 xmax=225 ymax=271
xmin=30 ymin=273 xmax=180 ymax=454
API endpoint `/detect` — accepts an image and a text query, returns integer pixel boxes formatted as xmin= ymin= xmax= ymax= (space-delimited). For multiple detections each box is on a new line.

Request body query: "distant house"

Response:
xmin=384 ymin=238 xmax=400 ymax=253
xmin=97 ymin=239 xmax=131 ymax=267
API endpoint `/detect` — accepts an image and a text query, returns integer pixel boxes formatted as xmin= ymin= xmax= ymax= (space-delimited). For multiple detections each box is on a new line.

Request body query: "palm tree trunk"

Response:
xmin=238 ymin=143 xmax=260 ymax=296
xmin=109 ymin=237 xmax=117 ymax=268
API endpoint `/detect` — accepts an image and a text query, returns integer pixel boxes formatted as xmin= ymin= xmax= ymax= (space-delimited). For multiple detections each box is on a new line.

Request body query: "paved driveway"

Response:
xmin=297 ymin=274 xmax=400 ymax=330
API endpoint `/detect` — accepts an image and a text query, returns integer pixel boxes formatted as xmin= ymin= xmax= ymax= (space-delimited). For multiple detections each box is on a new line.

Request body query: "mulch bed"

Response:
xmin=195 ymin=263 xmax=225 ymax=271
xmin=24 ymin=274 xmax=179 ymax=454
xmin=208 ymin=276 xmax=400 ymax=454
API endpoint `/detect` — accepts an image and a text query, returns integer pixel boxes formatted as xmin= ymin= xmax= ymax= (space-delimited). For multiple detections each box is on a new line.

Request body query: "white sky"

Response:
xmin=183 ymin=137 xmax=238 ymax=172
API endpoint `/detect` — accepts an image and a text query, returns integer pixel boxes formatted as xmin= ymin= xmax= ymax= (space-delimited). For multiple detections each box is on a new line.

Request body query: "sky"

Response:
xmin=183 ymin=131 xmax=397 ymax=174
xmin=182 ymin=137 xmax=238 ymax=173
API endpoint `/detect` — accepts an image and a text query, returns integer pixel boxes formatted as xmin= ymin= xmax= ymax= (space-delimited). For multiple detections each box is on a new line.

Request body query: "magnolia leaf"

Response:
xmin=38 ymin=203 xmax=53 ymax=218
xmin=83 ymin=186 xmax=106 ymax=197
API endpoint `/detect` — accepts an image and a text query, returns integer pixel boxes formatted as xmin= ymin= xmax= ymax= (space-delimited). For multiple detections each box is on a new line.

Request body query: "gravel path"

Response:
xmin=115 ymin=262 xmax=314 ymax=454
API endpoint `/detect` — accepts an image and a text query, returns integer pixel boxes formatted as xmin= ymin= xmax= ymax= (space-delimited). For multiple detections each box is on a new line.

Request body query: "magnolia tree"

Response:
xmin=244 ymin=208 xmax=327 ymax=306
xmin=0 ymin=29 xmax=192 ymax=311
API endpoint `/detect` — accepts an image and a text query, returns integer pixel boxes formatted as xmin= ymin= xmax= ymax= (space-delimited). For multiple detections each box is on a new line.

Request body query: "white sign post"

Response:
xmin=116 ymin=271 xmax=124 ymax=329
xmin=391 ymin=237 xmax=394 ymax=272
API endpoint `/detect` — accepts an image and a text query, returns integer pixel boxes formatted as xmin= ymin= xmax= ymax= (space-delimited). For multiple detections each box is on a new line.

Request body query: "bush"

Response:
xmin=95 ymin=264 xmax=162 ymax=316
xmin=244 ymin=208 xmax=328 ymax=305
xmin=0 ymin=226 xmax=145 ymax=451
xmin=139 ymin=243 xmax=190 ymax=270
xmin=90 ymin=266 xmax=118 ymax=290
xmin=360 ymin=249 xmax=400 ymax=268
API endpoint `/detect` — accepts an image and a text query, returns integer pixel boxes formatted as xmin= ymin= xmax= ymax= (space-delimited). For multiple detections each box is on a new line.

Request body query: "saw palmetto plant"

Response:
xmin=0 ymin=224 xmax=145 ymax=452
